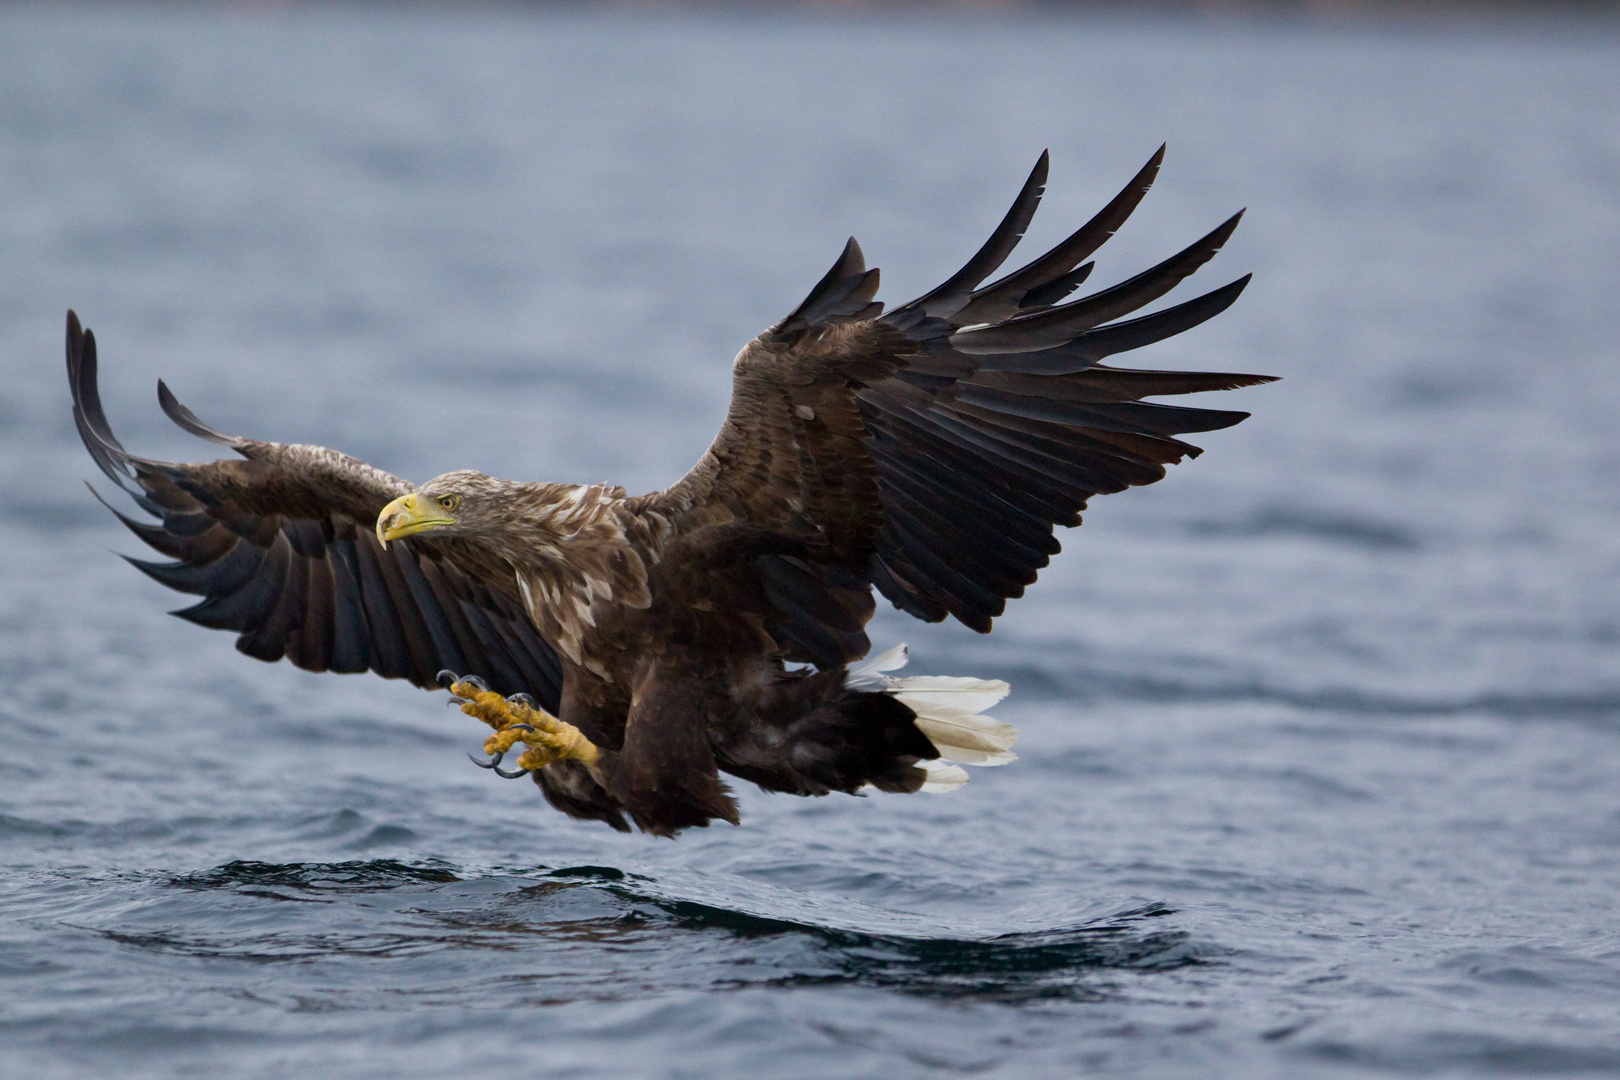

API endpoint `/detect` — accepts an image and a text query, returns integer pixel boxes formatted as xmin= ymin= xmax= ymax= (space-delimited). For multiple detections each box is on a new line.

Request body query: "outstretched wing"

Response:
xmin=67 ymin=313 xmax=564 ymax=710
xmin=648 ymin=148 xmax=1274 ymax=657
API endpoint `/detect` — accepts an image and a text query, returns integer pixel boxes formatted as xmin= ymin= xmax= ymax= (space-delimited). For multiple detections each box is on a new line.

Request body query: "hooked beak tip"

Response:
xmin=376 ymin=492 xmax=451 ymax=546
xmin=376 ymin=496 xmax=412 ymax=547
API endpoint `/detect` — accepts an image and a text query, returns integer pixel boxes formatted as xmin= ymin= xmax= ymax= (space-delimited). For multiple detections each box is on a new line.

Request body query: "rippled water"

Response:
xmin=2 ymin=6 xmax=1619 ymax=1078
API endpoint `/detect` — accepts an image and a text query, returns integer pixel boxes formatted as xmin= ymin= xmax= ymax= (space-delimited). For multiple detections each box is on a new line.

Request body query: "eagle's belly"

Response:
xmin=557 ymin=555 xmax=796 ymax=753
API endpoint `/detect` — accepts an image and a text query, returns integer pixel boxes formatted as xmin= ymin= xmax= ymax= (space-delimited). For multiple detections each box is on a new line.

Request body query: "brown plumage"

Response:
xmin=69 ymin=148 xmax=1274 ymax=836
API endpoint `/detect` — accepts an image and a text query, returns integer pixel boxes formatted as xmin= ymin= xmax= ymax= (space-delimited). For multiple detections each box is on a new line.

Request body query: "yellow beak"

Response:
xmin=376 ymin=492 xmax=454 ymax=546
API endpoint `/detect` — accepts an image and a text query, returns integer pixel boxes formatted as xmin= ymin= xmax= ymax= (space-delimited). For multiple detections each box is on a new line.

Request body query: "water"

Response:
xmin=2 ymin=6 xmax=1618 ymax=1078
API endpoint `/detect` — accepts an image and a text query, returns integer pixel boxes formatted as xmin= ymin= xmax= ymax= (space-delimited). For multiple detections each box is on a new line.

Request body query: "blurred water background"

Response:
xmin=1 ymin=4 xmax=1618 ymax=1078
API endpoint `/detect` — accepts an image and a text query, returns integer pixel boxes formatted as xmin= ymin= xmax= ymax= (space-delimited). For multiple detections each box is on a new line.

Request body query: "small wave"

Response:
xmin=541 ymin=870 xmax=1208 ymax=1003
xmin=126 ymin=861 xmax=1202 ymax=1002
xmin=1187 ymin=507 xmax=1420 ymax=551
xmin=993 ymin=659 xmax=1620 ymax=722
xmin=168 ymin=858 xmax=462 ymax=894
xmin=666 ymin=904 xmax=1201 ymax=1001
xmin=1299 ymin=1032 xmax=1620 ymax=1074
xmin=1241 ymin=685 xmax=1620 ymax=722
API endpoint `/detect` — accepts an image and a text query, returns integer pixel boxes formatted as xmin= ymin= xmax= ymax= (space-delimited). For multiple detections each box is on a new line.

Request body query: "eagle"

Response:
xmin=69 ymin=148 xmax=1271 ymax=836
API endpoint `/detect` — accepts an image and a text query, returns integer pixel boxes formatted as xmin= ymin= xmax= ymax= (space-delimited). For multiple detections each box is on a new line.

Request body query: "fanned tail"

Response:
xmin=845 ymin=643 xmax=1016 ymax=793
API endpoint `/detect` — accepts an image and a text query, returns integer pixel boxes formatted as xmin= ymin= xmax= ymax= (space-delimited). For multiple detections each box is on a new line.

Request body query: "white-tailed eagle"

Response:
xmin=69 ymin=149 xmax=1271 ymax=835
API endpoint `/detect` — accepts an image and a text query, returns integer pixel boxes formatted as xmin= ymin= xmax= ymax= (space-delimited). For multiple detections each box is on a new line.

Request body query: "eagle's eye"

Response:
xmin=437 ymin=494 xmax=459 ymax=511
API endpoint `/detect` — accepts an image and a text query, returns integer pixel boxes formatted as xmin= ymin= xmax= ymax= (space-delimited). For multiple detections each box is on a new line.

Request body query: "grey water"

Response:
xmin=2 ymin=5 xmax=1618 ymax=1077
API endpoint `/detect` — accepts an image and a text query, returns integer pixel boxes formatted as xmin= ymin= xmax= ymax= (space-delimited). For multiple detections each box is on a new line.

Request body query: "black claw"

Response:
xmin=508 ymin=693 xmax=538 ymax=709
xmin=467 ymin=725 xmax=537 ymax=777
xmin=447 ymin=697 xmax=468 ymax=707
xmin=461 ymin=674 xmax=490 ymax=692
xmin=437 ymin=669 xmax=460 ymax=690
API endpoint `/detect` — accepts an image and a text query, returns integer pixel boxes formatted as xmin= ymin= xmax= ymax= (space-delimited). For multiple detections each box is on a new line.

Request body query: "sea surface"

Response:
xmin=1 ymin=6 xmax=1618 ymax=1078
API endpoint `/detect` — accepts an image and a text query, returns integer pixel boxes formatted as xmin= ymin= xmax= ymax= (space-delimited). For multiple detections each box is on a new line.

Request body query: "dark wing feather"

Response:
xmin=648 ymin=149 xmax=1275 ymax=642
xmin=886 ymin=151 xmax=1050 ymax=323
xmin=67 ymin=312 xmax=564 ymax=710
xmin=948 ymin=212 xmax=1245 ymax=353
xmin=972 ymin=274 xmax=1252 ymax=374
xmin=952 ymin=145 xmax=1164 ymax=327
xmin=755 ymin=555 xmax=876 ymax=667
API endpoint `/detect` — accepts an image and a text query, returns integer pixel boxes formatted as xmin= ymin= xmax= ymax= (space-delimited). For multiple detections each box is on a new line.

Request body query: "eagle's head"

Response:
xmin=375 ymin=469 xmax=509 ymax=544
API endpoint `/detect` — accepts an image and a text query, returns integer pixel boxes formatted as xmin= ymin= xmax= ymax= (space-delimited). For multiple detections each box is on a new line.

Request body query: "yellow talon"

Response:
xmin=482 ymin=727 xmax=533 ymax=757
xmin=451 ymin=681 xmax=523 ymax=730
xmin=451 ymin=679 xmax=600 ymax=768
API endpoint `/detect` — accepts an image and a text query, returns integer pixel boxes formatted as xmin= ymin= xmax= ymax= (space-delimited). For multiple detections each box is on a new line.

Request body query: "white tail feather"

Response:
xmin=919 ymin=759 xmax=970 ymax=793
xmin=843 ymin=642 xmax=910 ymax=690
xmin=846 ymin=643 xmax=1017 ymax=791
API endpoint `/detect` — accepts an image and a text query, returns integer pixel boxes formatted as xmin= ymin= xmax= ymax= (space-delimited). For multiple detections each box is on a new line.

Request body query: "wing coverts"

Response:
xmin=68 ymin=313 xmax=564 ymax=710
